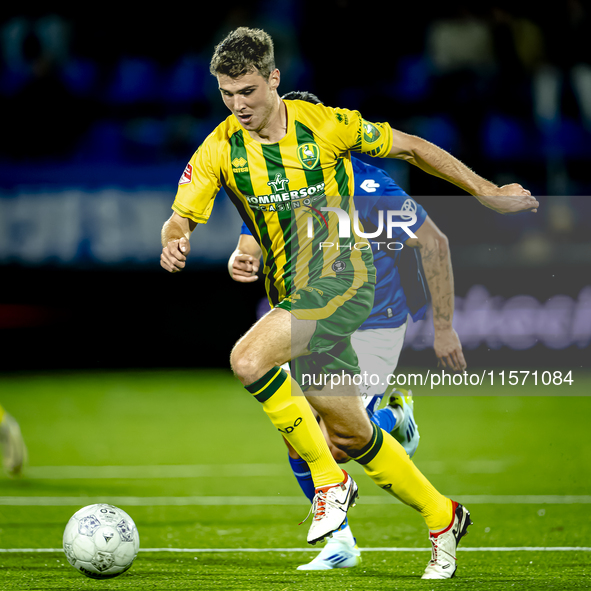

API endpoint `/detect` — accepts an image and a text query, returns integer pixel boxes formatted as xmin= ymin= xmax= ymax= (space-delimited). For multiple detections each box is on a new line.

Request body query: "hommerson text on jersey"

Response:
xmin=245 ymin=183 xmax=418 ymax=243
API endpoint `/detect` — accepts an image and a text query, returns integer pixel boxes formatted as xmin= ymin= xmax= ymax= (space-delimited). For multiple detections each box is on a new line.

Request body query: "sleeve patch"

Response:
xmin=178 ymin=163 xmax=193 ymax=185
xmin=362 ymin=120 xmax=381 ymax=144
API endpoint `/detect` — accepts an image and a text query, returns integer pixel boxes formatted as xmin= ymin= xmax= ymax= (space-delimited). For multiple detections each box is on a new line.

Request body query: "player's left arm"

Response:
xmin=406 ymin=216 xmax=467 ymax=372
xmin=386 ymin=128 xmax=539 ymax=215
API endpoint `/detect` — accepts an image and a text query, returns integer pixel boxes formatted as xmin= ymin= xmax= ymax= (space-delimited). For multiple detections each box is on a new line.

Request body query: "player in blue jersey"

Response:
xmin=228 ymin=90 xmax=465 ymax=571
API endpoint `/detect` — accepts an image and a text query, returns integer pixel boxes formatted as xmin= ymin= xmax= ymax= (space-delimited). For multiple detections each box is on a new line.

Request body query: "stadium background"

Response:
xmin=0 ymin=2 xmax=590 ymax=373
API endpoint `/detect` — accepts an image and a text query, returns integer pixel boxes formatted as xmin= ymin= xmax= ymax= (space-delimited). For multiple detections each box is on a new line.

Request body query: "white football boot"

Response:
xmin=387 ymin=388 xmax=420 ymax=458
xmin=305 ymin=471 xmax=358 ymax=545
xmin=297 ymin=522 xmax=361 ymax=570
xmin=0 ymin=413 xmax=27 ymax=477
xmin=422 ymin=501 xmax=472 ymax=579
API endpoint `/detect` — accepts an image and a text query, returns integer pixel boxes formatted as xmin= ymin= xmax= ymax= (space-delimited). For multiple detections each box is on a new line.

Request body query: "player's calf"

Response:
xmin=326 ymin=428 xmax=374 ymax=460
xmin=309 ymin=388 xmax=375 ymax=460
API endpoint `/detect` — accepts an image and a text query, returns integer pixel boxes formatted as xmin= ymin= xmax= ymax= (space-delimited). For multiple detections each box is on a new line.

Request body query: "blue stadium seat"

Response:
xmin=0 ymin=65 xmax=30 ymax=96
xmin=123 ymin=118 xmax=167 ymax=162
xmin=77 ymin=120 xmax=124 ymax=163
xmin=162 ymin=54 xmax=209 ymax=104
xmin=390 ymin=55 xmax=433 ymax=102
xmin=126 ymin=118 xmax=166 ymax=148
xmin=106 ymin=57 xmax=160 ymax=104
xmin=481 ymin=113 xmax=539 ymax=161
xmin=541 ymin=118 xmax=591 ymax=159
xmin=60 ymin=58 xmax=98 ymax=96
xmin=411 ymin=114 xmax=460 ymax=154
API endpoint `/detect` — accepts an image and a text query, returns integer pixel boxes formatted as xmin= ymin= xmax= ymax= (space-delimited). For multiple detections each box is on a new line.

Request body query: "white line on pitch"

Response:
xmin=0 ymin=496 xmax=307 ymax=507
xmin=1 ymin=495 xmax=591 ymax=506
xmin=22 ymin=460 xmax=509 ymax=479
xmin=140 ymin=547 xmax=591 ymax=553
xmin=23 ymin=464 xmax=287 ymax=480
xmin=1 ymin=547 xmax=590 ymax=553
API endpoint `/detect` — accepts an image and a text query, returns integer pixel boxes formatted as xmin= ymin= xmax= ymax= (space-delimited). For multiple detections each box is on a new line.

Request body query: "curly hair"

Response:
xmin=210 ymin=27 xmax=275 ymax=80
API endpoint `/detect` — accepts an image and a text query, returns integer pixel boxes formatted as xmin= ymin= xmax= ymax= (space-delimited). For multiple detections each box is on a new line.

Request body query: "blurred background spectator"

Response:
xmin=1 ymin=4 xmax=590 ymax=191
xmin=0 ymin=3 xmax=589 ymax=371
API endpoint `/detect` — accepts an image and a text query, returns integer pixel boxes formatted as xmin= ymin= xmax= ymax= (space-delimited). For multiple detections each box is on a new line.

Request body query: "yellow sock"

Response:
xmin=356 ymin=424 xmax=453 ymax=531
xmin=246 ymin=367 xmax=343 ymax=488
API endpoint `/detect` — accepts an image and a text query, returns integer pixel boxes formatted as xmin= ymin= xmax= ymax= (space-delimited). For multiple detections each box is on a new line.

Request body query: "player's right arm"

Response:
xmin=406 ymin=216 xmax=467 ymax=372
xmin=386 ymin=128 xmax=539 ymax=215
xmin=321 ymin=104 xmax=538 ymax=215
xmin=160 ymin=212 xmax=196 ymax=273
xmin=228 ymin=233 xmax=262 ymax=283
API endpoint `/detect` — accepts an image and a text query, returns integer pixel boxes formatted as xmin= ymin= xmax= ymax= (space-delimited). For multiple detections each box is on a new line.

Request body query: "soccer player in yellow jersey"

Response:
xmin=160 ymin=27 xmax=539 ymax=579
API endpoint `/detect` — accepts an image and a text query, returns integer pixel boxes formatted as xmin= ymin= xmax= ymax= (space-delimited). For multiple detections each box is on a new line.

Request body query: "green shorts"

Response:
xmin=275 ymin=275 xmax=375 ymax=390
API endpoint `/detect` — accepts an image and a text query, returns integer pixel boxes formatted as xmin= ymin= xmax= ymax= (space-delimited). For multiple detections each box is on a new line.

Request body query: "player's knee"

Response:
xmin=230 ymin=347 xmax=256 ymax=385
xmin=230 ymin=344 xmax=269 ymax=386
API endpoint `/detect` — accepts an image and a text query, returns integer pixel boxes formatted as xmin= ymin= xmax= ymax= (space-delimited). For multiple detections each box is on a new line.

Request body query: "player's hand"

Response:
xmin=230 ymin=253 xmax=260 ymax=283
xmin=161 ymin=237 xmax=190 ymax=273
xmin=434 ymin=327 xmax=467 ymax=372
xmin=478 ymin=184 xmax=539 ymax=215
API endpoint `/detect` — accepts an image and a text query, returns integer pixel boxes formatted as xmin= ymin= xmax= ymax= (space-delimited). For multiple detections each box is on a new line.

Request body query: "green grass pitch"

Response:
xmin=1 ymin=368 xmax=591 ymax=590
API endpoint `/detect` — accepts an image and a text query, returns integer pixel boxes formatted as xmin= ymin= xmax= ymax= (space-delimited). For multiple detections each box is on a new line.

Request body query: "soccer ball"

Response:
xmin=62 ymin=503 xmax=140 ymax=579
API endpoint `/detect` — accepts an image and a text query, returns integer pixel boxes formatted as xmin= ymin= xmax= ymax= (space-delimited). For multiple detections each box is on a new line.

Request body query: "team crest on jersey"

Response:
xmin=178 ymin=163 xmax=192 ymax=185
xmin=297 ymin=143 xmax=320 ymax=170
xmin=362 ymin=120 xmax=381 ymax=144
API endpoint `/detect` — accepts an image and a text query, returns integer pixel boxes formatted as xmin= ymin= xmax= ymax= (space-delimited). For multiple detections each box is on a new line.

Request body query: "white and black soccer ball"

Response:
xmin=62 ymin=503 xmax=140 ymax=579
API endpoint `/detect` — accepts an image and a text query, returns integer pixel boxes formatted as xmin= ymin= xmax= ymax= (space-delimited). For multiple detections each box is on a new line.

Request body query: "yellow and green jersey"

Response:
xmin=172 ymin=99 xmax=393 ymax=307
